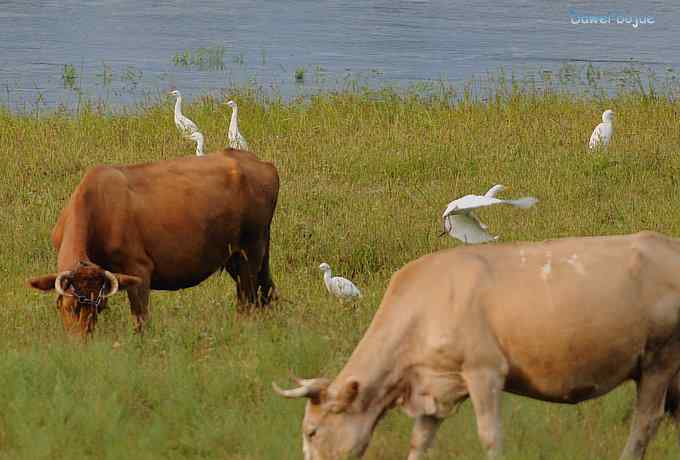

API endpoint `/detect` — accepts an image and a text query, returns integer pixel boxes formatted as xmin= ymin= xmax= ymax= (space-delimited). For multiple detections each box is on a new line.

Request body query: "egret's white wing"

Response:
xmin=444 ymin=213 xmax=497 ymax=244
xmin=588 ymin=124 xmax=601 ymax=149
xmin=331 ymin=277 xmax=361 ymax=299
xmin=589 ymin=123 xmax=604 ymax=149
xmin=229 ymin=132 xmax=249 ymax=150
xmin=484 ymin=184 xmax=505 ymax=198
xmin=599 ymin=123 xmax=613 ymax=145
xmin=442 ymin=195 xmax=502 ymax=216
xmin=237 ymin=134 xmax=249 ymax=150
xmin=442 ymin=195 xmax=533 ymax=217
xmin=503 ymin=196 xmax=538 ymax=209
xmin=177 ymin=115 xmax=199 ymax=136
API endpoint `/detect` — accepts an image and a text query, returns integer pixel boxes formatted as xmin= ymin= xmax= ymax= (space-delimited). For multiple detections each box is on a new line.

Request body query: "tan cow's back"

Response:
xmin=361 ymin=231 xmax=680 ymax=403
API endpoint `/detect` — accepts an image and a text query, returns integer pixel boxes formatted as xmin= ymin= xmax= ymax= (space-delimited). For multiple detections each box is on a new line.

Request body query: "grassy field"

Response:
xmin=1 ymin=82 xmax=680 ymax=459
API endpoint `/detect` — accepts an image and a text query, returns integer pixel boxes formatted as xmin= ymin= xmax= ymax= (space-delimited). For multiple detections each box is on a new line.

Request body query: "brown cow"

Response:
xmin=275 ymin=231 xmax=680 ymax=459
xmin=28 ymin=149 xmax=279 ymax=336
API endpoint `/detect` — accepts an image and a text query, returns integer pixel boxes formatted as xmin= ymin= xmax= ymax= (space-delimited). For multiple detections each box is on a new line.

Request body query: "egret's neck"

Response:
xmin=195 ymin=137 xmax=204 ymax=155
xmin=323 ymin=270 xmax=333 ymax=288
xmin=229 ymin=107 xmax=239 ymax=134
xmin=174 ymin=97 xmax=182 ymax=117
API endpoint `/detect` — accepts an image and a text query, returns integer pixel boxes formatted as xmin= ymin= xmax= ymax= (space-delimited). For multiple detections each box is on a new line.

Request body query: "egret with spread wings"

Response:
xmin=441 ymin=184 xmax=538 ymax=244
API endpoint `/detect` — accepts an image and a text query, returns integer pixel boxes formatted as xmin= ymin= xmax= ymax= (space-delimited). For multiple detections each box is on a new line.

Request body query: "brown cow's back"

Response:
xmin=55 ymin=151 xmax=278 ymax=290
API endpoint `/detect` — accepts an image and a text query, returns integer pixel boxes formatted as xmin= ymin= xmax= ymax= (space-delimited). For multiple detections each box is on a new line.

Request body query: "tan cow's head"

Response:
xmin=28 ymin=261 xmax=142 ymax=337
xmin=274 ymin=376 xmax=384 ymax=460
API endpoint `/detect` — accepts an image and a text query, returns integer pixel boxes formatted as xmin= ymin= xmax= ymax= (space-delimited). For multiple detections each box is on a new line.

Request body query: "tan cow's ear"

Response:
xmin=114 ymin=274 xmax=143 ymax=290
xmin=335 ymin=378 xmax=359 ymax=410
xmin=27 ymin=274 xmax=58 ymax=292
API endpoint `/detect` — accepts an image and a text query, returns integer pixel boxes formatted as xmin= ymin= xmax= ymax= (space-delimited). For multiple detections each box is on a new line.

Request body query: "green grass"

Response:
xmin=1 ymin=81 xmax=680 ymax=459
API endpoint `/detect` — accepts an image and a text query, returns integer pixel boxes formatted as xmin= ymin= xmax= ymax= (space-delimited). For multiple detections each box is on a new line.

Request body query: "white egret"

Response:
xmin=319 ymin=263 xmax=362 ymax=302
xmin=441 ymin=185 xmax=538 ymax=244
xmin=189 ymin=131 xmax=204 ymax=156
xmin=588 ymin=109 xmax=614 ymax=149
xmin=225 ymin=100 xmax=249 ymax=150
xmin=169 ymin=90 xmax=199 ymax=137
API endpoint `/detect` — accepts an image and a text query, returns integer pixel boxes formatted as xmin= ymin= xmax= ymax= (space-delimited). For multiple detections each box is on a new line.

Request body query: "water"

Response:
xmin=1 ymin=0 xmax=679 ymax=110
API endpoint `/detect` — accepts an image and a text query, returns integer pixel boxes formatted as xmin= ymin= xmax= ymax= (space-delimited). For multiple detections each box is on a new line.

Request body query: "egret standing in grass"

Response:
xmin=189 ymin=131 xmax=204 ymax=156
xmin=588 ymin=109 xmax=614 ymax=149
xmin=225 ymin=100 xmax=249 ymax=150
xmin=441 ymin=184 xmax=538 ymax=244
xmin=319 ymin=263 xmax=362 ymax=302
xmin=169 ymin=90 xmax=199 ymax=137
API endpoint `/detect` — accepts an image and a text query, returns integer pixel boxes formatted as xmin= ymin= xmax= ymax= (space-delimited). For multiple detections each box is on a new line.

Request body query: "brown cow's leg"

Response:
xmin=225 ymin=252 xmax=243 ymax=302
xmin=238 ymin=241 xmax=267 ymax=307
xmin=256 ymin=234 xmax=277 ymax=305
xmin=406 ymin=415 xmax=442 ymax=460
xmin=466 ymin=368 xmax=505 ymax=460
xmin=127 ymin=280 xmax=151 ymax=334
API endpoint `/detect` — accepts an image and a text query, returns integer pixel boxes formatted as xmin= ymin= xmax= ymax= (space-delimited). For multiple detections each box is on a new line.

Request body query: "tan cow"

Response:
xmin=28 ymin=149 xmax=279 ymax=337
xmin=275 ymin=231 xmax=680 ymax=459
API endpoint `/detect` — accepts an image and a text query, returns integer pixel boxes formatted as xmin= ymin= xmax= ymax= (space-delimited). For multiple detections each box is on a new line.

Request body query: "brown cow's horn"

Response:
xmin=103 ymin=271 xmax=119 ymax=297
xmin=54 ymin=271 xmax=73 ymax=296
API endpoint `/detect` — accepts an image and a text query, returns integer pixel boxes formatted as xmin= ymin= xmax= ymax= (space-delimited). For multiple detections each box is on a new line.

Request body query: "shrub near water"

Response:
xmin=1 ymin=83 xmax=680 ymax=459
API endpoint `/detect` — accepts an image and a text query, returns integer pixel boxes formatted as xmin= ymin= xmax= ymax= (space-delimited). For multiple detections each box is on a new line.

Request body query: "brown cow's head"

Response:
xmin=274 ymin=376 xmax=383 ymax=460
xmin=28 ymin=261 xmax=142 ymax=337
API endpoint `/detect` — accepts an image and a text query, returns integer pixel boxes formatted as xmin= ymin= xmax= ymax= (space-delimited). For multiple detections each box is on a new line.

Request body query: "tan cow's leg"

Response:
xmin=620 ymin=372 xmax=674 ymax=459
xmin=406 ymin=415 xmax=442 ymax=460
xmin=620 ymin=341 xmax=680 ymax=460
xmin=466 ymin=369 xmax=505 ymax=460
xmin=664 ymin=373 xmax=680 ymax=449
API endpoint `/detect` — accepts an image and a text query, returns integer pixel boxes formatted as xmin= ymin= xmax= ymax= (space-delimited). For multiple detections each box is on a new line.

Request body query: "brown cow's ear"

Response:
xmin=114 ymin=274 xmax=143 ymax=290
xmin=27 ymin=274 xmax=58 ymax=292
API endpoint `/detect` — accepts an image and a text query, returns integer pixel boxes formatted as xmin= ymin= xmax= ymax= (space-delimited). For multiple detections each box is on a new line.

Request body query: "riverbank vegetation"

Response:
xmin=1 ymin=79 xmax=680 ymax=458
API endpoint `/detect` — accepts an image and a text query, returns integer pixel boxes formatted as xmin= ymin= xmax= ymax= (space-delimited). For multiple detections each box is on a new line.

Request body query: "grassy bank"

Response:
xmin=1 ymin=84 xmax=680 ymax=459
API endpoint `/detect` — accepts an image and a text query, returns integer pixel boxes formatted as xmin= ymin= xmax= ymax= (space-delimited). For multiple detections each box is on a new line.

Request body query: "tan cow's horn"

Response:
xmin=54 ymin=271 xmax=74 ymax=296
xmin=272 ymin=378 xmax=330 ymax=399
xmin=103 ymin=271 xmax=119 ymax=297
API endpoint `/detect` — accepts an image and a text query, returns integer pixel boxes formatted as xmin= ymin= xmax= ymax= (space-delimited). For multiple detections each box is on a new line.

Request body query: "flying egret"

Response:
xmin=169 ymin=90 xmax=199 ymax=137
xmin=224 ymin=100 xmax=249 ymax=150
xmin=441 ymin=185 xmax=538 ymax=244
xmin=189 ymin=131 xmax=204 ymax=156
xmin=319 ymin=263 xmax=362 ymax=302
xmin=588 ymin=109 xmax=614 ymax=149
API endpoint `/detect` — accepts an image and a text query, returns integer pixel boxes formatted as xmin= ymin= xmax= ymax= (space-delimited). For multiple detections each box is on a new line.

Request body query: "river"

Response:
xmin=0 ymin=0 xmax=678 ymax=110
